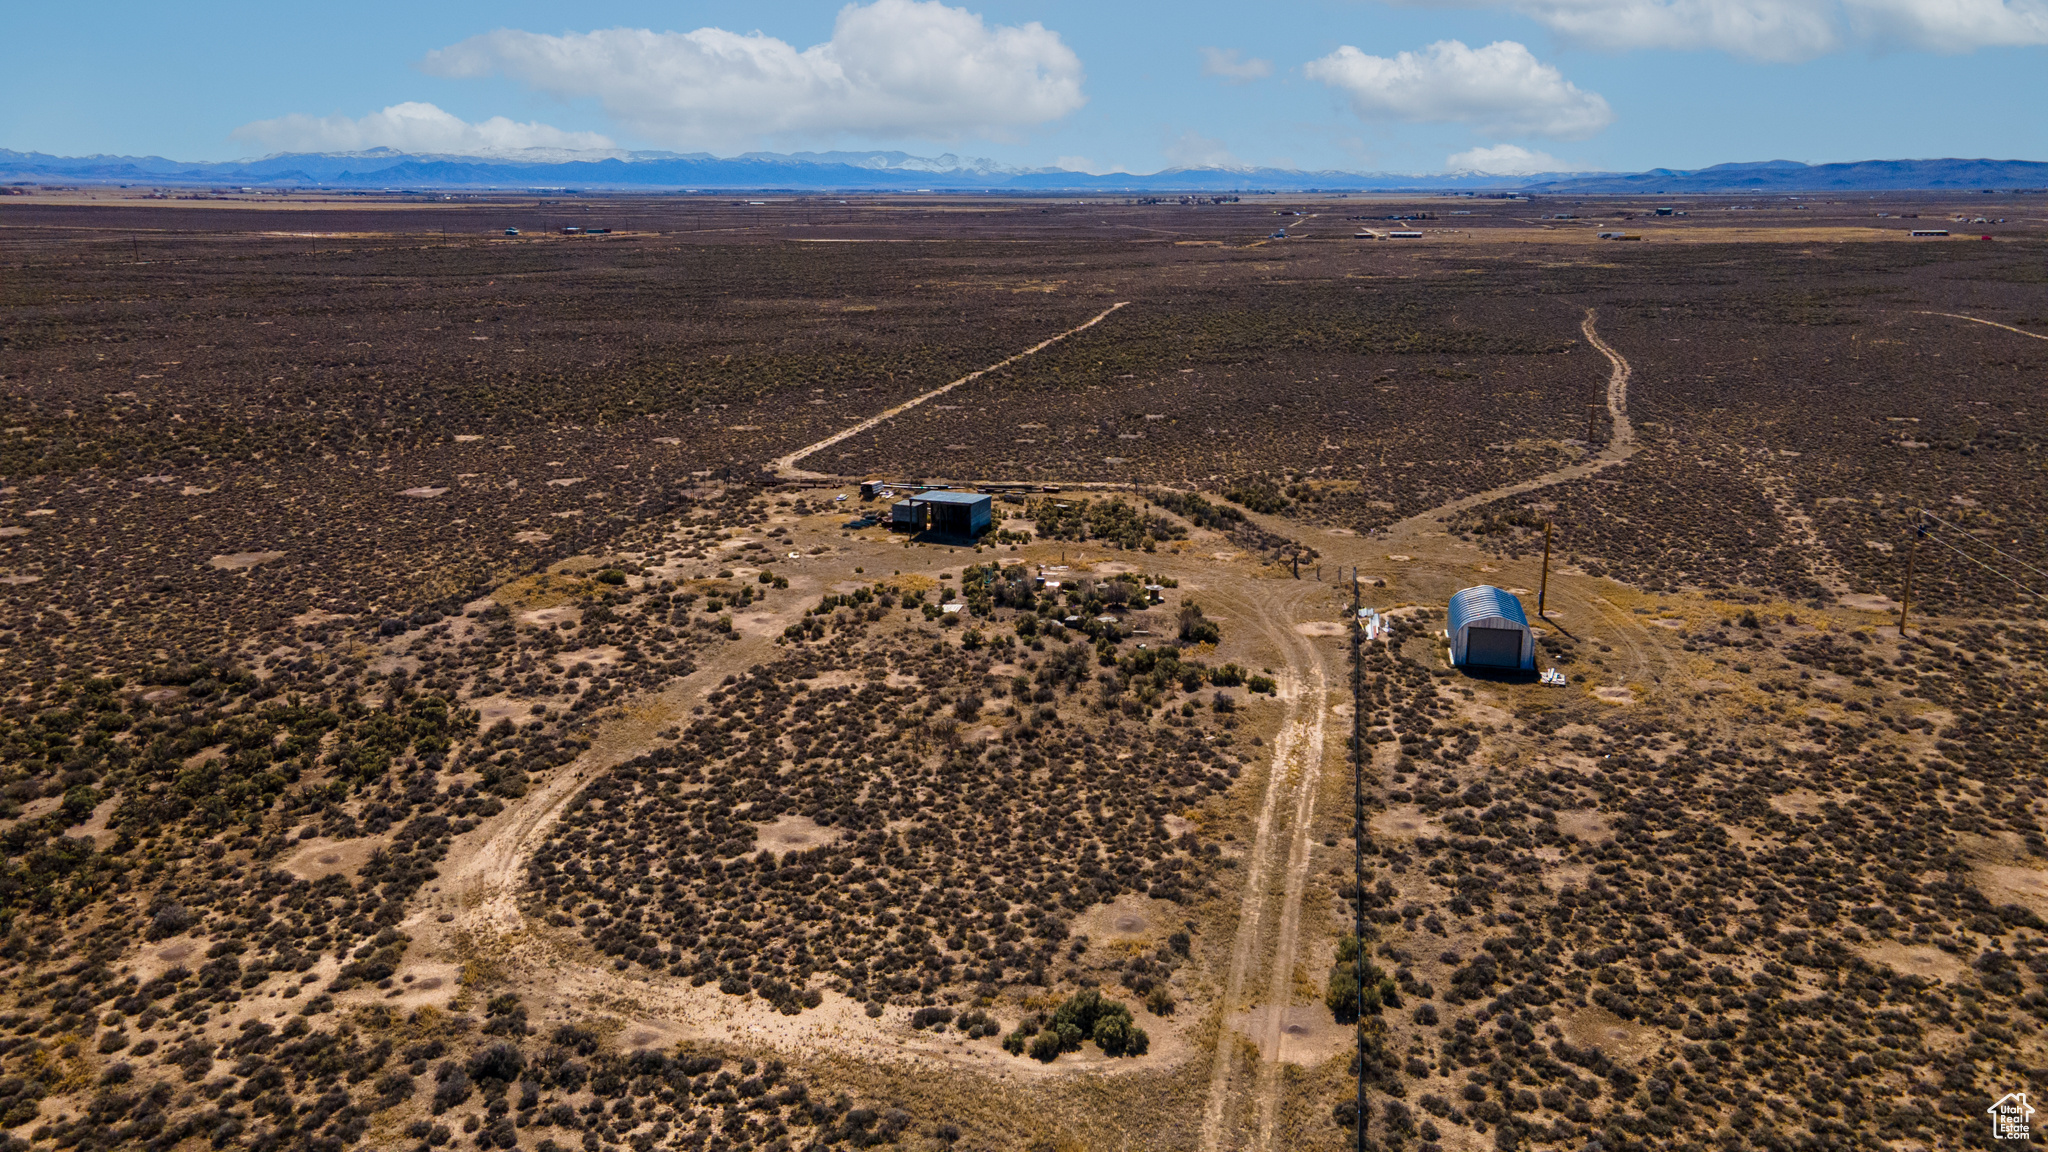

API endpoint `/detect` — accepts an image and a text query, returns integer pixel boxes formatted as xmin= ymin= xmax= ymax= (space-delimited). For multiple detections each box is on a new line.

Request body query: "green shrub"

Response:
xmin=1014 ymin=989 xmax=1148 ymax=1062
xmin=1327 ymin=933 xmax=1399 ymax=1024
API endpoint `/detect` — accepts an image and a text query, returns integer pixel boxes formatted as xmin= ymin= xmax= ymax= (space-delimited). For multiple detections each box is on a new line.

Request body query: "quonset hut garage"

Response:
xmin=1448 ymin=585 xmax=1535 ymax=671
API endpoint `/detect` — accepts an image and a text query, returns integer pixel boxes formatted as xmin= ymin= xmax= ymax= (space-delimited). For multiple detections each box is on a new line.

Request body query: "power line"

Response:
xmin=1349 ymin=565 xmax=1367 ymax=1152
xmin=1917 ymin=509 xmax=2048 ymax=584
xmin=1921 ymin=528 xmax=2046 ymax=600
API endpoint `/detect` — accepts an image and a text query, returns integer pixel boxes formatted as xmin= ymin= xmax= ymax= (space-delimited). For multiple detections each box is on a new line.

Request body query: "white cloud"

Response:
xmin=1445 ymin=143 xmax=1567 ymax=174
xmin=422 ymin=0 xmax=1085 ymax=150
xmin=232 ymin=102 xmax=616 ymax=157
xmin=1387 ymin=0 xmax=2046 ymax=60
xmin=1199 ymin=47 xmax=1274 ymax=81
xmin=1305 ymin=41 xmax=1614 ymax=139
xmin=1163 ymin=131 xmax=1246 ymax=169
xmin=1501 ymin=0 xmax=1836 ymax=60
xmin=1844 ymin=0 xmax=2048 ymax=51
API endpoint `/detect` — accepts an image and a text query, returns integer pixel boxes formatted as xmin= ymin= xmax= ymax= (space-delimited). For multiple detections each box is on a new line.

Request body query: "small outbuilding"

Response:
xmin=1448 ymin=585 xmax=1535 ymax=671
xmin=889 ymin=490 xmax=992 ymax=536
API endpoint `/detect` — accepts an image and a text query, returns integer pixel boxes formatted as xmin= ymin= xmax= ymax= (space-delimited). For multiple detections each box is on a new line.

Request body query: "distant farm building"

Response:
xmin=1387 ymin=231 xmax=1424 ymax=239
xmin=889 ymin=491 xmax=992 ymax=536
xmin=1448 ymin=585 xmax=1535 ymax=671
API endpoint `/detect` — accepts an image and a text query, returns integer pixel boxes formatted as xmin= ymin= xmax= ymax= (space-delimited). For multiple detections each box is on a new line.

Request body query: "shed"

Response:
xmin=889 ymin=490 xmax=992 ymax=536
xmin=1448 ymin=585 xmax=1535 ymax=671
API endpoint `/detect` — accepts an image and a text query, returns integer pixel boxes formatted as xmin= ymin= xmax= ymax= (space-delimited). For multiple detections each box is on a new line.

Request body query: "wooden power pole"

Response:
xmin=1537 ymin=521 xmax=1553 ymax=619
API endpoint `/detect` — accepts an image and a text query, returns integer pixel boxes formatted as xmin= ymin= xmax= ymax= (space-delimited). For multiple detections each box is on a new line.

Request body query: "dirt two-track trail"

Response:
xmin=1194 ymin=579 xmax=1332 ymax=1152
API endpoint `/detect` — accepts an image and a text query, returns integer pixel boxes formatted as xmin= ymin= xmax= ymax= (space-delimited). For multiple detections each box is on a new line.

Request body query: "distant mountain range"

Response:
xmin=2 ymin=148 xmax=2044 ymax=193
xmin=1525 ymin=158 xmax=2048 ymax=193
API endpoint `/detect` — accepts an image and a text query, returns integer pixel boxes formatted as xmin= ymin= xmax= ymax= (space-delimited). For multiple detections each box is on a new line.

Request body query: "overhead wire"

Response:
xmin=1919 ymin=527 xmax=2046 ymax=601
xmin=1916 ymin=508 xmax=2048 ymax=584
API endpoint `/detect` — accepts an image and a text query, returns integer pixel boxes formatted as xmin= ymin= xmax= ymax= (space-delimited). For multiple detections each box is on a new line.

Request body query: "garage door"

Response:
xmin=1465 ymin=626 xmax=1523 ymax=668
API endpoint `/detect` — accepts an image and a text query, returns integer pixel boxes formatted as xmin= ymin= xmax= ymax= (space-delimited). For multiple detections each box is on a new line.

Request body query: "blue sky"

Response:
xmin=3 ymin=0 xmax=2044 ymax=174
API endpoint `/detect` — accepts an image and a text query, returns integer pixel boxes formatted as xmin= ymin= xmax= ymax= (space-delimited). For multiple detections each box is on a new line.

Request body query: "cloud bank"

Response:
xmin=421 ymin=0 xmax=1085 ymax=150
xmin=232 ymin=102 xmax=617 ymax=157
xmin=1388 ymin=0 xmax=2047 ymax=61
xmin=1305 ymin=41 xmax=1614 ymax=139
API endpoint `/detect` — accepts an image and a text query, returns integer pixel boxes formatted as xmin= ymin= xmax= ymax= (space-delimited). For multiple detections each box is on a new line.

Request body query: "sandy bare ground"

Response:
xmin=771 ymin=301 xmax=1129 ymax=479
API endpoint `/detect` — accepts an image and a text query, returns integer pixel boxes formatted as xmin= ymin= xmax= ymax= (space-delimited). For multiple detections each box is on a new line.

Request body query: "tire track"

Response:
xmin=1196 ymin=583 xmax=1325 ymax=1152
xmin=771 ymin=301 xmax=1129 ymax=480
xmin=1249 ymin=609 xmax=1331 ymax=1152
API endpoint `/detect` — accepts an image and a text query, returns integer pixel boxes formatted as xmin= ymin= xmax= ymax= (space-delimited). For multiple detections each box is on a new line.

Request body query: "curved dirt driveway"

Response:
xmin=1386 ymin=306 xmax=1635 ymax=538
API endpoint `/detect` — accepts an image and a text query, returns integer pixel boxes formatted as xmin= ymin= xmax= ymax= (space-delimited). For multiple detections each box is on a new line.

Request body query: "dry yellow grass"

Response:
xmin=495 ymin=571 xmax=594 ymax=610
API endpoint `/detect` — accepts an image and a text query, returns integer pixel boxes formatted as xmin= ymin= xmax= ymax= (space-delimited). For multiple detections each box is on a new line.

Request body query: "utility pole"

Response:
xmin=1586 ymin=404 xmax=1598 ymax=446
xmin=1351 ymin=565 xmax=1368 ymax=1152
xmin=1537 ymin=521 xmax=1553 ymax=618
xmin=1899 ymin=521 xmax=1925 ymax=635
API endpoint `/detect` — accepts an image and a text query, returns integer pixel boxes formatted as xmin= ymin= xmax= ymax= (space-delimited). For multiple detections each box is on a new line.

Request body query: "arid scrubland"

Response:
xmin=0 ymin=191 xmax=2045 ymax=1152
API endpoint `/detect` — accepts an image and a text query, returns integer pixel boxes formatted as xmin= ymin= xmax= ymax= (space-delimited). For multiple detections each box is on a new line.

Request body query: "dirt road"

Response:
xmin=771 ymin=301 xmax=1129 ymax=480
xmin=1195 ymin=579 xmax=1336 ymax=1152
xmin=1914 ymin=310 xmax=2048 ymax=342
xmin=1385 ymin=306 xmax=1636 ymax=538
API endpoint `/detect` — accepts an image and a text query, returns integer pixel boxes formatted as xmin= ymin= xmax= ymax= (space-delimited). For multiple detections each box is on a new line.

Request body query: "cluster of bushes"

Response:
xmin=1325 ymin=933 xmax=1400 ymax=1024
xmin=1002 ymin=990 xmax=1148 ymax=1061
xmin=1025 ymin=499 xmax=1185 ymax=551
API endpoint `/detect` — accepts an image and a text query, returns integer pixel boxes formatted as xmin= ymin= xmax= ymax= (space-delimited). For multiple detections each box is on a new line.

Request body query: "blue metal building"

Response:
xmin=1448 ymin=585 xmax=1535 ymax=670
xmin=889 ymin=490 xmax=993 ymax=536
